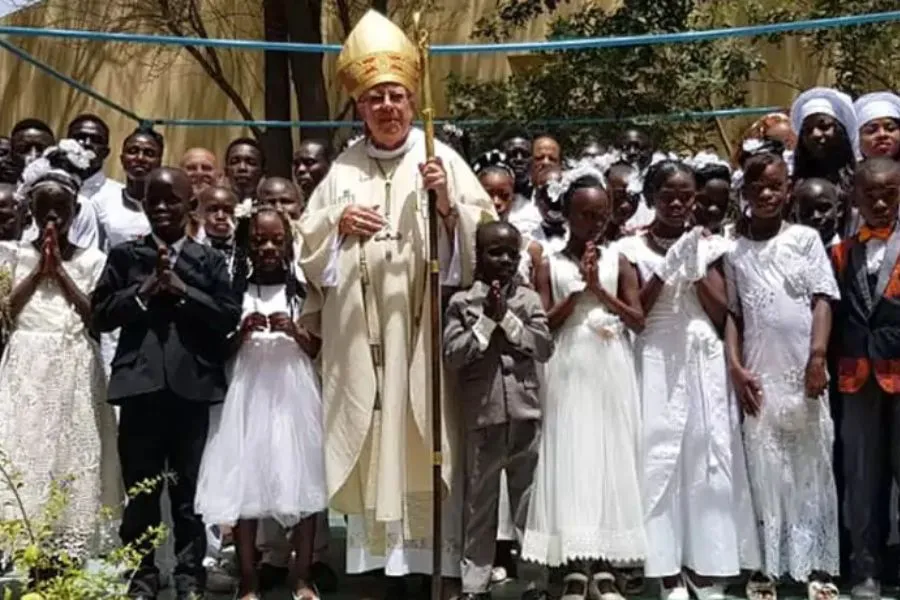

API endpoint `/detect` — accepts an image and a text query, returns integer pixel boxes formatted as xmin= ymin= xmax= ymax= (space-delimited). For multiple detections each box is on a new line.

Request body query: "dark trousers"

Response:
xmin=842 ymin=378 xmax=900 ymax=582
xmin=461 ymin=420 xmax=540 ymax=594
xmin=118 ymin=392 xmax=210 ymax=596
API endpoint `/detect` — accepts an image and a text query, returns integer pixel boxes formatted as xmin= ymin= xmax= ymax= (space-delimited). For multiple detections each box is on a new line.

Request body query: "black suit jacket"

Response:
xmin=91 ymin=235 xmax=241 ymax=405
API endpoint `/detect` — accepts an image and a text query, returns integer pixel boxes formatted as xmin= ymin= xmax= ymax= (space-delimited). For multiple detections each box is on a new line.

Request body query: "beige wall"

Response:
xmin=0 ymin=0 xmax=826 ymax=179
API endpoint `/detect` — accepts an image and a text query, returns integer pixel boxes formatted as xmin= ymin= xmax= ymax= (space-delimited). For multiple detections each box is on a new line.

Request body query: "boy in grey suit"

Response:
xmin=444 ymin=221 xmax=554 ymax=599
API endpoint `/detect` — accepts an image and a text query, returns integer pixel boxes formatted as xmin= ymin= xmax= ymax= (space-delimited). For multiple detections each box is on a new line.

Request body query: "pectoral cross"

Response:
xmin=374 ymin=175 xmax=402 ymax=243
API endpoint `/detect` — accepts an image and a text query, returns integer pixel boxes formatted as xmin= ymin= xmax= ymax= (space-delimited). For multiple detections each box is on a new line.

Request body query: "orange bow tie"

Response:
xmin=859 ymin=226 xmax=894 ymax=243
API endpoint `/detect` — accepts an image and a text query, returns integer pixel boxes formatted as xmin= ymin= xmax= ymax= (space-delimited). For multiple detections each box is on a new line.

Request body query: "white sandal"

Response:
xmin=684 ymin=574 xmax=726 ymax=600
xmin=561 ymin=572 xmax=590 ymax=600
xmin=807 ymin=579 xmax=839 ymax=600
xmin=590 ymin=571 xmax=626 ymax=600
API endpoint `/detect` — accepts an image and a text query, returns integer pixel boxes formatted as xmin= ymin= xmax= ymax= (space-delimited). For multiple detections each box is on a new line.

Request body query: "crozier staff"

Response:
xmin=297 ymin=8 xmax=494 ymax=594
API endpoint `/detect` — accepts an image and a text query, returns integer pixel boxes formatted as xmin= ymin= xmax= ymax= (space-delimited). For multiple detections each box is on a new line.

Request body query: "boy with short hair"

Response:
xmin=92 ymin=166 xmax=241 ymax=599
xmin=443 ymin=221 xmax=553 ymax=600
xmin=831 ymin=157 xmax=900 ymax=600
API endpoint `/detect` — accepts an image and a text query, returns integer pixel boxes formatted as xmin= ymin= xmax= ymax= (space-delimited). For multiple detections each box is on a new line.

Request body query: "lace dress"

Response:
xmin=723 ymin=224 xmax=840 ymax=580
xmin=619 ymin=231 xmax=760 ymax=578
xmin=521 ymin=247 xmax=645 ymax=566
xmin=0 ymin=241 xmax=121 ymax=558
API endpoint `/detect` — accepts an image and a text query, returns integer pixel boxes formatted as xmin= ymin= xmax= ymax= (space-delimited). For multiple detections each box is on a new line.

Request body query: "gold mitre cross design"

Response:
xmin=336 ymin=10 xmax=420 ymax=100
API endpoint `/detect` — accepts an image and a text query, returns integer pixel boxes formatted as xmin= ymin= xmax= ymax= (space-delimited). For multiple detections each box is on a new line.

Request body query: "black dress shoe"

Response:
xmin=258 ymin=562 xmax=289 ymax=592
xmin=310 ymin=560 xmax=339 ymax=593
xmin=384 ymin=575 xmax=408 ymax=599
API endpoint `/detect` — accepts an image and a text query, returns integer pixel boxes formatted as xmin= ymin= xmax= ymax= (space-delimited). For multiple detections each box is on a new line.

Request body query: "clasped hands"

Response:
xmin=36 ymin=221 xmax=65 ymax=281
xmin=138 ymin=244 xmax=188 ymax=300
xmin=241 ymin=311 xmax=319 ymax=356
xmin=337 ymin=158 xmax=451 ymax=240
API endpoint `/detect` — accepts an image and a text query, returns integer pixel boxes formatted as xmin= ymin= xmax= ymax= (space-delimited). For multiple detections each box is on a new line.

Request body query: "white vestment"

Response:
xmin=298 ymin=129 xmax=494 ymax=575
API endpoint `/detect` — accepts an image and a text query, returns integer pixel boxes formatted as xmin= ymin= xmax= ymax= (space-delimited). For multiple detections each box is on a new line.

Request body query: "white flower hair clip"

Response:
xmin=741 ymin=138 xmax=764 ymax=154
xmin=235 ymin=198 xmax=253 ymax=219
xmin=546 ymin=157 xmax=610 ymax=203
xmin=56 ymin=138 xmax=95 ymax=172
xmin=687 ymin=150 xmax=731 ymax=173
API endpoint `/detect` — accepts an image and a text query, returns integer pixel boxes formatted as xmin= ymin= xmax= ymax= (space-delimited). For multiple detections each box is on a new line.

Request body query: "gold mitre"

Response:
xmin=336 ymin=10 xmax=420 ymax=100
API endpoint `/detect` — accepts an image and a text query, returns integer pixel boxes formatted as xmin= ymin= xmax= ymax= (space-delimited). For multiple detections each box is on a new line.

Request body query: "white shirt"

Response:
xmin=507 ymin=193 xmax=543 ymax=239
xmin=86 ymin=172 xmax=151 ymax=251
xmin=152 ymin=234 xmax=187 ymax=267
xmin=866 ymin=238 xmax=887 ymax=274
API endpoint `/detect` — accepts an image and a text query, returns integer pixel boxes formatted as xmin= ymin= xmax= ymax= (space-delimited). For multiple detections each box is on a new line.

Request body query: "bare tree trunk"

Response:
xmin=286 ymin=0 xmax=331 ymax=149
xmin=264 ymin=0 xmax=293 ymax=177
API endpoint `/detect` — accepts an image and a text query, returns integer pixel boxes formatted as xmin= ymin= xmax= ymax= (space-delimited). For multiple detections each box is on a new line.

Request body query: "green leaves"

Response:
xmin=450 ymin=0 xmax=768 ymax=153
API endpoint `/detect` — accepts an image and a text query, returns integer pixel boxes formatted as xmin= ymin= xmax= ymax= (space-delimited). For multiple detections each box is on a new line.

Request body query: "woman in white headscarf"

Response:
xmin=791 ymin=87 xmax=859 ymax=237
xmin=854 ymin=92 xmax=900 ymax=161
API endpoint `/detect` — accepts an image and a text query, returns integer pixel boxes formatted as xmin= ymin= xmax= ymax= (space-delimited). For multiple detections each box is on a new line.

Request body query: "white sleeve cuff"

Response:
xmin=439 ymin=224 xmax=462 ymax=287
xmin=135 ymin=294 xmax=148 ymax=312
xmin=472 ymin=314 xmax=497 ymax=351
xmin=322 ymin=234 xmax=343 ymax=288
xmin=499 ymin=310 xmax=524 ymax=345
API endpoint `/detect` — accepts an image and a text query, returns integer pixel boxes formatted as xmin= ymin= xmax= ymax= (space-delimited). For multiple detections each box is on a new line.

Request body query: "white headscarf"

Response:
xmin=854 ymin=92 xmax=900 ymax=129
xmin=790 ymin=87 xmax=858 ymax=154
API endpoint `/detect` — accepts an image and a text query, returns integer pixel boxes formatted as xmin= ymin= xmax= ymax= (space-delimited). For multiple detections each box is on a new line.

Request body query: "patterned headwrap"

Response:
xmin=16 ymin=139 xmax=94 ymax=203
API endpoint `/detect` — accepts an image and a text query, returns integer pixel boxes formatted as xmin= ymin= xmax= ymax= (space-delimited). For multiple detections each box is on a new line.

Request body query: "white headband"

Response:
xmin=857 ymin=100 xmax=900 ymax=127
xmin=798 ymin=97 xmax=838 ymax=123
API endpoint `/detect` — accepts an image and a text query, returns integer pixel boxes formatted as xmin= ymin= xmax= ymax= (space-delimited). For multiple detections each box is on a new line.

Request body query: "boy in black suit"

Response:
xmin=92 ymin=167 xmax=241 ymax=599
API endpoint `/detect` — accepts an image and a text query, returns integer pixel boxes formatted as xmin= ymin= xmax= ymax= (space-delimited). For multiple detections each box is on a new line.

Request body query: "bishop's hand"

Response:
xmin=419 ymin=157 xmax=451 ymax=217
xmin=339 ymin=205 xmax=384 ymax=239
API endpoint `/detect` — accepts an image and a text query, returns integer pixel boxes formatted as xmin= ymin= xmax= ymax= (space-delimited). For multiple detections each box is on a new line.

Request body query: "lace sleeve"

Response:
xmin=804 ymin=229 xmax=841 ymax=301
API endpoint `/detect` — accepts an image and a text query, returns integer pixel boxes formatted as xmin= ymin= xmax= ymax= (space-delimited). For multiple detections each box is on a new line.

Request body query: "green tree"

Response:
xmin=447 ymin=0 xmax=769 ymax=155
xmin=745 ymin=0 xmax=900 ymax=96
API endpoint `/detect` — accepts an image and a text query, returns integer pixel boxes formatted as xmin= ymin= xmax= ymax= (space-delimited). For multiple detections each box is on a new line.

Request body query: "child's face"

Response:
xmin=607 ymin=170 xmax=636 ymax=225
xmin=796 ymin=184 xmax=839 ymax=243
xmin=479 ymin=171 xmax=515 ymax=217
xmin=198 ymin=188 xmax=237 ymax=240
xmin=535 ymin=167 xmax=566 ymax=226
xmin=0 ymin=192 xmax=22 ymax=241
xmin=32 ymin=184 xmax=76 ymax=237
xmin=694 ymin=179 xmax=729 ymax=231
xmin=856 ymin=170 xmax=900 ymax=230
xmin=477 ymin=225 xmax=520 ymax=285
xmin=257 ymin=179 xmax=303 ymax=220
xmin=143 ymin=171 xmax=192 ymax=242
xmin=653 ymin=171 xmax=695 ymax=229
xmin=249 ymin=212 xmax=288 ymax=273
xmin=745 ymin=163 xmax=789 ymax=221
xmin=567 ymin=186 xmax=611 ymax=243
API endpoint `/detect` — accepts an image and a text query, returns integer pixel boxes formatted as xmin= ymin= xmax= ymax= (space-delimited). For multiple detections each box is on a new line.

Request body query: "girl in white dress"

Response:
xmin=0 ymin=144 xmax=120 ymax=560
xmin=522 ymin=161 xmax=645 ymax=600
xmin=617 ymin=160 xmax=759 ymax=600
xmin=723 ymin=148 xmax=840 ymax=600
xmin=196 ymin=206 xmax=327 ymax=600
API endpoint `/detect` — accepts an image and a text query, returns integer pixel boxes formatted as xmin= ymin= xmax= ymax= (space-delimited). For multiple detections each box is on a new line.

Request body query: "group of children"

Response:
xmin=0 ymin=82 xmax=899 ymax=600
xmin=454 ymin=86 xmax=900 ymax=600
xmin=0 ymin=115 xmax=332 ymax=600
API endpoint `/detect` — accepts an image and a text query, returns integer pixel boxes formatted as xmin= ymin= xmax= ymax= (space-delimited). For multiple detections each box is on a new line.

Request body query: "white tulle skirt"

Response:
xmin=521 ymin=320 xmax=646 ymax=566
xmin=195 ymin=335 xmax=328 ymax=527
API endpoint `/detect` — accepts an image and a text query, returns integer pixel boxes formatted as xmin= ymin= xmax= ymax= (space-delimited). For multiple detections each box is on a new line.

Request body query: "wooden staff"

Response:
xmin=413 ymin=11 xmax=443 ymax=600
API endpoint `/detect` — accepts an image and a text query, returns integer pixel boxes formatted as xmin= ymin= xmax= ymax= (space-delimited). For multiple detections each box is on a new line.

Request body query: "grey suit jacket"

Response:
xmin=444 ymin=279 xmax=554 ymax=431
